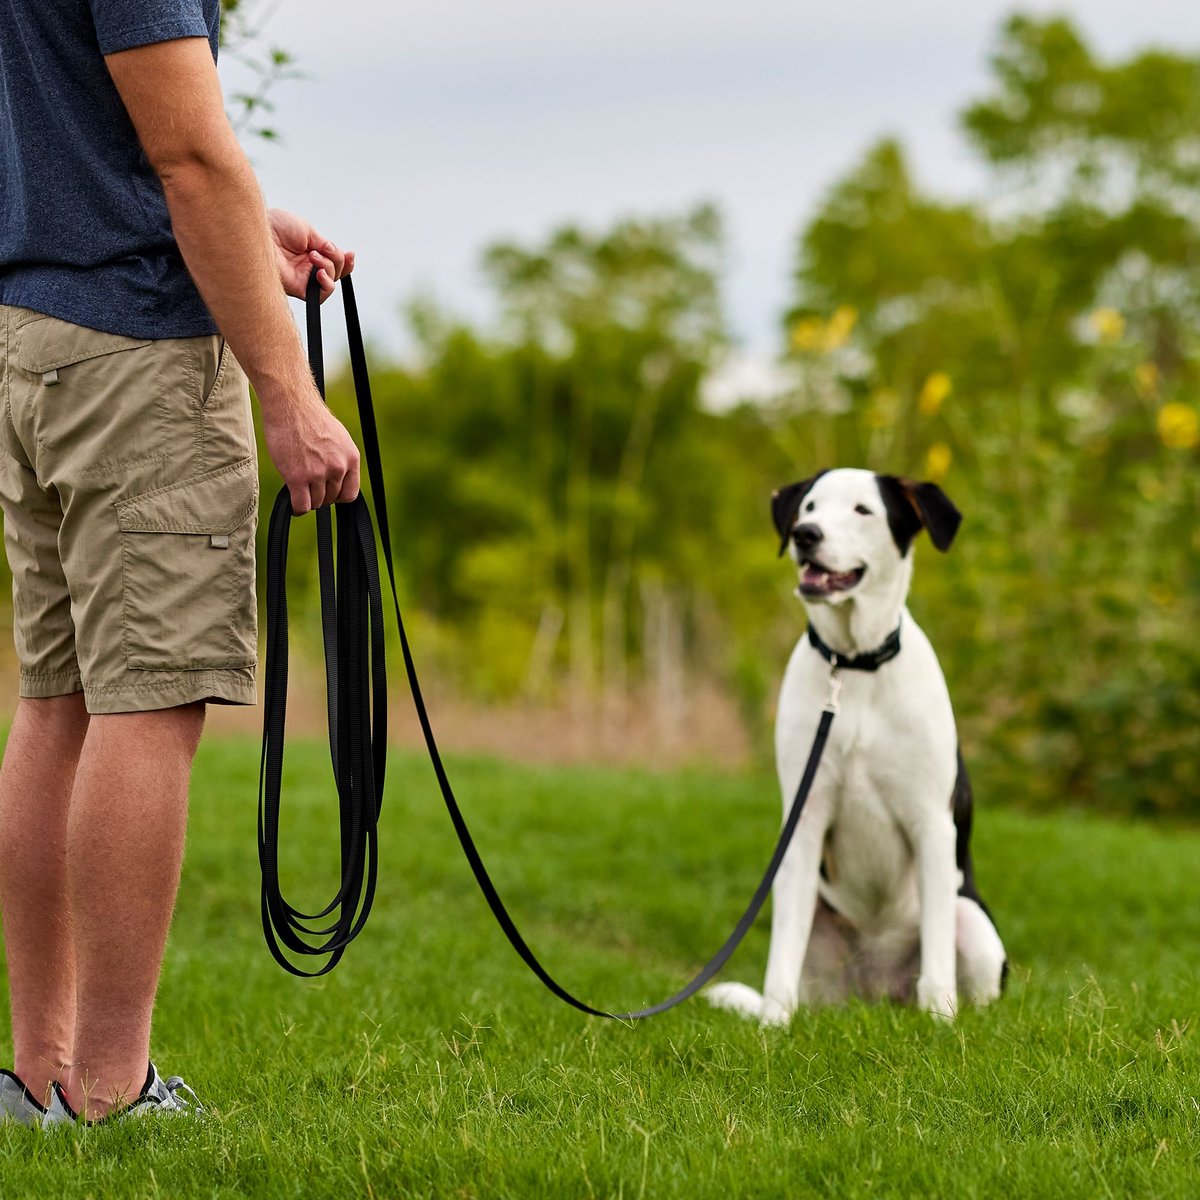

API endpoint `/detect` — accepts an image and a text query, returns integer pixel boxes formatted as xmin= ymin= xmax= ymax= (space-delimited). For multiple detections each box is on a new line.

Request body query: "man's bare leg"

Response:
xmin=65 ymin=703 xmax=205 ymax=1120
xmin=0 ymin=693 xmax=90 ymax=1106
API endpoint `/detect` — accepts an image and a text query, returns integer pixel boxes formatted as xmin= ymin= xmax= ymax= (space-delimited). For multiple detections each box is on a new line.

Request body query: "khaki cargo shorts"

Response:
xmin=0 ymin=304 xmax=258 ymax=713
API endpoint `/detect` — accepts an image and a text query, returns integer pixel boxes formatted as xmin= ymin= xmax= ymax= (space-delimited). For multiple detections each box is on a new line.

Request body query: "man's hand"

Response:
xmin=261 ymin=393 xmax=361 ymax=515
xmin=269 ymin=208 xmax=354 ymax=302
xmin=264 ymin=209 xmax=360 ymax=510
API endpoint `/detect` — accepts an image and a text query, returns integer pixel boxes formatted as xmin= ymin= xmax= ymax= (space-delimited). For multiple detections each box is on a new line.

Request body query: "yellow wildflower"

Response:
xmin=790 ymin=316 xmax=825 ymax=353
xmin=790 ymin=306 xmax=857 ymax=354
xmin=823 ymin=306 xmax=858 ymax=351
xmin=1089 ymin=307 xmax=1125 ymax=344
xmin=925 ymin=441 xmax=952 ymax=481
xmin=1156 ymin=402 xmax=1199 ymax=450
xmin=917 ymin=372 xmax=952 ymax=416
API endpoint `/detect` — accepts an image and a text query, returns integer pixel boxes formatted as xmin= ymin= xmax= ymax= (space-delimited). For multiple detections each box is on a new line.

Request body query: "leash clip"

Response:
xmin=823 ymin=657 xmax=842 ymax=714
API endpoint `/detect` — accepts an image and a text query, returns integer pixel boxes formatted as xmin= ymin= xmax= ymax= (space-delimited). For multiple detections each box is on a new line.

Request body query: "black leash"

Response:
xmin=257 ymin=282 xmax=387 ymax=976
xmin=258 ymin=271 xmax=839 ymax=1016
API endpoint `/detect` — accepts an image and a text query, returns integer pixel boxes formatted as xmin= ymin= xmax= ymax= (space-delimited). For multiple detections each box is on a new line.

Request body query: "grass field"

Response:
xmin=2 ymin=733 xmax=1199 ymax=1198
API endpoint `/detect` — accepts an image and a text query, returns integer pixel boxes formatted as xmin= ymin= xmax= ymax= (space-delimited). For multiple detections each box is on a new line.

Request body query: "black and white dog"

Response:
xmin=710 ymin=468 xmax=1006 ymax=1023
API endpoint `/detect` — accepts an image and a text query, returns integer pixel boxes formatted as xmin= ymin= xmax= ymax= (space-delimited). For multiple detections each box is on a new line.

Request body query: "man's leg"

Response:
xmin=0 ymin=693 xmax=90 ymax=1106
xmin=1 ymin=320 xmax=256 ymax=1120
xmin=65 ymin=703 xmax=205 ymax=1121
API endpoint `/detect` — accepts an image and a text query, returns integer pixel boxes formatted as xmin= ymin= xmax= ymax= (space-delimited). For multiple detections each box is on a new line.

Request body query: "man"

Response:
xmin=0 ymin=0 xmax=360 ymax=1122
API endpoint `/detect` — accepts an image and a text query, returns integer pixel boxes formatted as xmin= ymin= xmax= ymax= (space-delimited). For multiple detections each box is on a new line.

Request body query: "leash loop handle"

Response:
xmin=256 ymin=273 xmax=385 ymax=977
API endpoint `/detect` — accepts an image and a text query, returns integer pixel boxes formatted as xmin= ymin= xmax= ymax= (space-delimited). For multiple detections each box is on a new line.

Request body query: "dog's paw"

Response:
xmin=917 ymin=977 xmax=958 ymax=1021
xmin=706 ymin=982 xmax=764 ymax=1020
xmin=759 ymin=996 xmax=795 ymax=1028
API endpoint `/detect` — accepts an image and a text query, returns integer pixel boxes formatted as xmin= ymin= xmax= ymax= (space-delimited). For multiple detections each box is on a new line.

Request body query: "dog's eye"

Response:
xmin=805 ymin=501 xmax=815 ymax=513
xmin=854 ymin=504 xmax=873 ymax=516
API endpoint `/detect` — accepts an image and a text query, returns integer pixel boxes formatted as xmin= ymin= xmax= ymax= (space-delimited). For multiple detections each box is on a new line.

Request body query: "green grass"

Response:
xmin=3 ymin=735 xmax=1200 ymax=1198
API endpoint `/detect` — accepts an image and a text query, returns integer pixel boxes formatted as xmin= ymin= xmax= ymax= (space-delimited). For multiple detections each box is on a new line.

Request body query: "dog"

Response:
xmin=708 ymin=468 xmax=1006 ymax=1023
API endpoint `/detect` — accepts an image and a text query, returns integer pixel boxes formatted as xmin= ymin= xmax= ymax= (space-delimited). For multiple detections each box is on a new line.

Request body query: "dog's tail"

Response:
xmin=706 ymin=982 xmax=766 ymax=1018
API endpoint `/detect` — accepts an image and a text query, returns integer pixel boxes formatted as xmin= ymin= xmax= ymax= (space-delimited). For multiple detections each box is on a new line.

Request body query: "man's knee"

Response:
xmin=151 ymin=701 xmax=207 ymax=758
xmin=90 ymin=701 xmax=206 ymax=760
xmin=17 ymin=693 xmax=90 ymax=738
xmin=170 ymin=701 xmax=207 ymax=756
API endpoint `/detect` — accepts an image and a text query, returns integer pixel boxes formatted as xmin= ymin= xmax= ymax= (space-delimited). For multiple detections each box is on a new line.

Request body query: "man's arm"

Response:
xmin=103 ymin=36 xmax=359 ymax=515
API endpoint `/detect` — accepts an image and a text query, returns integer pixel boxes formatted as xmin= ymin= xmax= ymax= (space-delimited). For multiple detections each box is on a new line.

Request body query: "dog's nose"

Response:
xmin=792 ymin=523 xmax=823 ymax=553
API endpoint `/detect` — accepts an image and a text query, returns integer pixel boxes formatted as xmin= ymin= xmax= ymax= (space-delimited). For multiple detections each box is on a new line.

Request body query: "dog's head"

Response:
xmin=770 ymin=468 xmax=961 ymax=606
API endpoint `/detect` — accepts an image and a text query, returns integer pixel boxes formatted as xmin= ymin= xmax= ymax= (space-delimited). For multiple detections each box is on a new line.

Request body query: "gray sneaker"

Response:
xmin=40 ymin=1062 xmax=203 ymax=1128
xmin=1 ymin=1069 xmax=49 ymax=1127
xmin=122 ymin=1061 xmax=203 ymax=1119
xmin=40 ymin=1082 xmax=74 ymax=1129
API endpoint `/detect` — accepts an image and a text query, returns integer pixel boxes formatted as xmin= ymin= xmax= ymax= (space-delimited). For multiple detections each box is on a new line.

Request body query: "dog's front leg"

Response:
xmin=761 ymin=800 xmax=830 ymax=1026
xmin=913 ymin=810 xmax=959 ymax=1019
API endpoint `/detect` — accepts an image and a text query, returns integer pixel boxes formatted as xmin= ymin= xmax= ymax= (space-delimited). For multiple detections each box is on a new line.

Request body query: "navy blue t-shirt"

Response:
xmin=0 ymin=1 xmax=220 ymax=338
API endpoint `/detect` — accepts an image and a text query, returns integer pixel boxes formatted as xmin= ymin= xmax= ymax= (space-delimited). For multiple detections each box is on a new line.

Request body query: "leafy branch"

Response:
xmin=219 ymin=0 xmax=304 ymax=144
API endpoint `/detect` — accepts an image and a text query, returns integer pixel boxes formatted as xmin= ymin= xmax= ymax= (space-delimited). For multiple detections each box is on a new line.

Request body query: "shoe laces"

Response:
xmin=159 ymin=1075 xmax=203 ymax=1113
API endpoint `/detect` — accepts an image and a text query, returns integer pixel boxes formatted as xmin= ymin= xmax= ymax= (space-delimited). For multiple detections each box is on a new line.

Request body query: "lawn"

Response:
xmin=2 ymin=733 xmax=1199 ymax=1198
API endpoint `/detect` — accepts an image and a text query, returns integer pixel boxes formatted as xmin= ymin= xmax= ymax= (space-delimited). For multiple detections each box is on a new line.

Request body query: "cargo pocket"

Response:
xmin=116 ymin=457 xmax=258 ymax=671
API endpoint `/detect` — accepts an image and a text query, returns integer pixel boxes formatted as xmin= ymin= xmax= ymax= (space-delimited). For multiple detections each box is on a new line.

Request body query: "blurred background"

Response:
xmin=91 ymin=4 xmax=1200 ymax=815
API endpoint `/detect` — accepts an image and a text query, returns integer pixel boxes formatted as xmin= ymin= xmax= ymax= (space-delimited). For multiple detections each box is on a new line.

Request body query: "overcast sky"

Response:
xmin=223 ymin=1 xmax=1197 ymax=360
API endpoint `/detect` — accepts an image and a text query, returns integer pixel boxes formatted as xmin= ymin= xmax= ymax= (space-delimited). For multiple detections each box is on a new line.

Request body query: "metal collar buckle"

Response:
xmin=824 ymin=656 xmax=842 ymax=714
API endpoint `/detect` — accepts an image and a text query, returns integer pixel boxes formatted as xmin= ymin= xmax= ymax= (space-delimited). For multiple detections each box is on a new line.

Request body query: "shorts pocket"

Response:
xmin=115 ymin=457 xmax=258 ymax=671
xmin=200 ymin=338 xmax=230 ymax=409
xmin=12 ymin=315 xmax=163 ymax=478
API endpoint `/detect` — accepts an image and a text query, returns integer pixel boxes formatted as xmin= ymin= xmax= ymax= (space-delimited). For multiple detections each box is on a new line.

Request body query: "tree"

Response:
xmin=482 ymin=206 xmax=729 ymax=711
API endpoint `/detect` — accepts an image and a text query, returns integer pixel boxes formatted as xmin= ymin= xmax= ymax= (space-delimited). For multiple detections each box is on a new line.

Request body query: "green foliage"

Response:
xmin=4 ymin=737 xmax=1200 ymax=1197
xmin=291 ymin=17 xmax=1197 ymax=816
xmin=220 ymin=0 xmax=300 ymax=143
xmin=963 ymin=14 xmax=1200 ymax=194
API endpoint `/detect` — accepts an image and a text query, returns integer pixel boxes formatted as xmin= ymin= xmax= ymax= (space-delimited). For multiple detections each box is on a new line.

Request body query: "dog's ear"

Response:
xmin=771 ymin=472 xmax=826 ymax=556
xmin=876 ymin=476 xmax=962 ymax=554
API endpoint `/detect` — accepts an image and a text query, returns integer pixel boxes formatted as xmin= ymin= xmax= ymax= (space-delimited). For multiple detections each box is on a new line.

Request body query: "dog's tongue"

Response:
xmin=803 ymin=565 xmax=858 ymax=593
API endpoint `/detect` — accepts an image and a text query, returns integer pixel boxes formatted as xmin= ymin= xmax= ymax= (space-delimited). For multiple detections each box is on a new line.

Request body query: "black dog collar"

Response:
xmin=807 ymin=623 xmax=902 ymax=672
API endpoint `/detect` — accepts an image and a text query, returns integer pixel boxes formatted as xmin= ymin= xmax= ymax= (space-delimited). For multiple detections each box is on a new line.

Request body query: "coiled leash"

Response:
xmin=258 ymin=270 xmax=839 ymax=1015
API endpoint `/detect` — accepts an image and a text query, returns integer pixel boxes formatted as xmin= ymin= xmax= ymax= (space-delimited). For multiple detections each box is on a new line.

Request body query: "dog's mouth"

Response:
xmin=797 ymin=559 xmax=866 ymax=598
